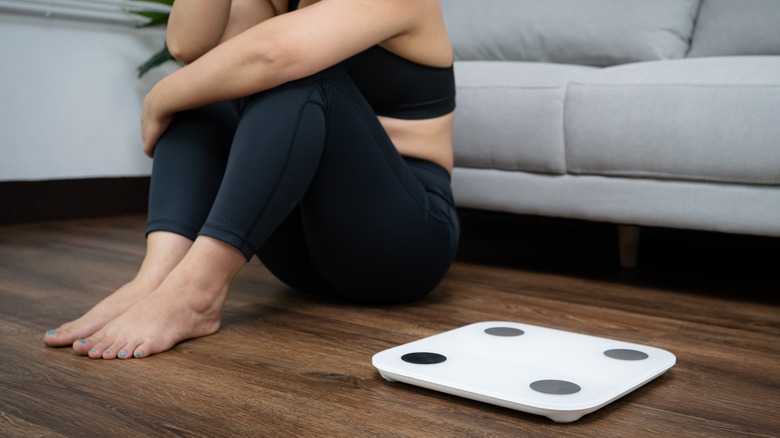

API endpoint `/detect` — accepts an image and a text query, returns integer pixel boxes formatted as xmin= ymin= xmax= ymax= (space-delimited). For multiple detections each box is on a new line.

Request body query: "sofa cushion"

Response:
xmin=452 ymin=169 xmax=780 ymax=237
xmin=442 ymin=0 xmax=699 ymax=67
xmin=453 ymin=61 xmax=597 ymax=174
xmin=564 ymin=57 xmax=780 ymax=185
xmin=688 ymin=0 xmax=780 ymax=57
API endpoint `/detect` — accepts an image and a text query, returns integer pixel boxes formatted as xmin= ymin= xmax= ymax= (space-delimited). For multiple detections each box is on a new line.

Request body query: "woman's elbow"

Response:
xmin=166 ymin=37 xmax=211 ymax=65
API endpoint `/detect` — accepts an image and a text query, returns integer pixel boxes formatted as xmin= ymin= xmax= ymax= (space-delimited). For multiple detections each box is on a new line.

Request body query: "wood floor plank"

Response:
xmin=1 ymin=215 xmax=778 ymax=437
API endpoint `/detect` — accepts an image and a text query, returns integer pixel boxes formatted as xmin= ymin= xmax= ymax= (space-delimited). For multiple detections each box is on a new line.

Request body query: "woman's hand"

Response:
xmin=141 ymin=88 xmax=174 ymax=158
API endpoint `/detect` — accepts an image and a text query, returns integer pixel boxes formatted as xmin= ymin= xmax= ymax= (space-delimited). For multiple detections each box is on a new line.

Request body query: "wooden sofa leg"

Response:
xmin=618 ymin=225 xmax=641 ymax=268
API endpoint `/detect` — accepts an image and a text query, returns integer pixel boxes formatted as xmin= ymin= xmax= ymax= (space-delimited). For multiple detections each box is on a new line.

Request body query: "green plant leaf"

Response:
xmin=129 ymin=0 xmax=175 ymax=78
xmin=129 ymin=0 xmax=173 ymax=28
xmin=133 ymin=11 xmax=169 ymax=28
xmin=132 ymin=0 xmax=174 ymax=6
xmin=132 ymin=0 xmax=173 ymax=75
xmin=137 ymin=44 xmax=176 ymax=78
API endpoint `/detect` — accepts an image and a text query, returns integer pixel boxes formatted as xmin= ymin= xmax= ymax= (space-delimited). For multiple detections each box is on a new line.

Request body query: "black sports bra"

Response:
xmin=288 ymin=0 xmax=456 ymax=120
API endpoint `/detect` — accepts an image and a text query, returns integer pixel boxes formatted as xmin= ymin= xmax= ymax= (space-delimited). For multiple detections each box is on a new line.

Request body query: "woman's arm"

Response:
xmin=167 ymin=0 xmax=281 ymax=64
xmin=166 ymin=0 xmax=233 ymax=64
xmin=143 ymin=0 xmax=426 ymax=156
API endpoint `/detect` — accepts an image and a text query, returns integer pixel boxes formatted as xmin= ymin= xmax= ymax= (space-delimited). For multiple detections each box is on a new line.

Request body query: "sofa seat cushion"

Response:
xmin=565 ymin=56 xmax=780 ymax=185
xmin=453 ymin=61 xmax=597 ymax=174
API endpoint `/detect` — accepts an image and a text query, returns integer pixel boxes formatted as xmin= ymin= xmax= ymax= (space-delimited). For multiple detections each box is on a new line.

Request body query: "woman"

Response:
xmin=44 ymin=0 xmax=459 ymax=360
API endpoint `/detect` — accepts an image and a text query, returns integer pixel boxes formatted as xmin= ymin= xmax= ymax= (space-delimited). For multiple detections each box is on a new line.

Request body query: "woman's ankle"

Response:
xmin=180 ymin=236 xmax=247 ymax=287
xmin=137 ymin=230 xmax=195 ymax=285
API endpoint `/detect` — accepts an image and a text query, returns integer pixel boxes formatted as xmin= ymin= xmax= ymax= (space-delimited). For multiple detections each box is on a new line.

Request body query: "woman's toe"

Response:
xmin=44 ymin=323 xmax=82 ymax=347
xmin=133 ymin=343 xmax=152 ymax=359
xmin=43 ymin=329 xmax=61 ymax=346
xmin=102 ymin=346 xmax=119 ymax=360
xmin=115 ymin=341 xmax=136 ymax=360
xmin=72 ymin=338 xmax=92 ymax=355
xmin=88 ymin=340 xmax=110 ymax=359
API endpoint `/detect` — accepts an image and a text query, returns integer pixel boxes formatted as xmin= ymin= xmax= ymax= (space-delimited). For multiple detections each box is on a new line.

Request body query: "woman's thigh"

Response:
xmin=256 ymin=68 xmax=459 ymax=304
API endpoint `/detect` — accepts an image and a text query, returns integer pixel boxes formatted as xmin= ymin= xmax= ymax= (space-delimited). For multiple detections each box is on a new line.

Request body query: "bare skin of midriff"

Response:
xmin=380 ymin=112 xmax=455 ymax=173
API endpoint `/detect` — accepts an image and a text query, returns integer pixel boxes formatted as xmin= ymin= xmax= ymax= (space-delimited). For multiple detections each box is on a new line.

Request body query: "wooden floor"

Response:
xmin=1 ymin=213 xmax=778 ymax=437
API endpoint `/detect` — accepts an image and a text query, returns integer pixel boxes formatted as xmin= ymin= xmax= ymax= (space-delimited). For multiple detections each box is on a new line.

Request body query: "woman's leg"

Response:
xmin=72 ymin=81 xmax=326 ymax=358
xmin=45 ymin=102 xmax=238 ymax=349
xmin=74 ymin=67 xmax=458 ymax=358
xmin=203 ymin=66 xmax=459 ymax=303
xmin=259 ymin=157 xmax=459 ymax=305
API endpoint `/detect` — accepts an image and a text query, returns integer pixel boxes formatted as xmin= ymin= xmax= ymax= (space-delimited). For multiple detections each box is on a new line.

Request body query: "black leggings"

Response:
xmin=146 ymin=66 xmax=460 ymax=304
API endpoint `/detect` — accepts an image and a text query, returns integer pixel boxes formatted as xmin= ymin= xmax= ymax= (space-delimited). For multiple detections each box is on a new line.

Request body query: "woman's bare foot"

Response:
xmin=75 ymin=268 xmax=227 ymax=359
xmin=44 ymin=232 xmax=193 ymax=348
xmin=44 ymin=276 xmax=165 ymax=348
xmin=73 ymin=236 xmax=246 ymax=359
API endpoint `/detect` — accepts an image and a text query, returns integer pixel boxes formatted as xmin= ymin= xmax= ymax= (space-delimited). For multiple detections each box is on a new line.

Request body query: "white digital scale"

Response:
xmin=372 ymin=321 xmax=676 ymax=423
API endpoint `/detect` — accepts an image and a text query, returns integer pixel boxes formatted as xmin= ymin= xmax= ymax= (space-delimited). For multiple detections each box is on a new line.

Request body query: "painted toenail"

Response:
xmin=119 ymin=351 xmax=127 ymax=357
xmin=134 ymin=351 xmax=143 ymax=358
xmin=90 ymin=348 xmax=97 ymax=353
xmin=47 ymin=330 xmax=56 ymax=335
xmin=104 ymin=350 xmax=111 ymax=355
xmin=79 ymin=339 xmax=88 ymax=344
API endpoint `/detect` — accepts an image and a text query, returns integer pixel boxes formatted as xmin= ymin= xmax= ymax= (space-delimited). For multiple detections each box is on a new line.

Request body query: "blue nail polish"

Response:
xmin=104 ymin=349 xmax=111 ymax=355
xmin=79 ymin=339 xmax=88 ymax=344
xmin=119 ymin=351 xmax=127 ymax=357
xmin=90 ymin=348 xmax=97 ymax=353
xmin=134 ymin=351 xmax=143 ymax=358
xmin=47 ymin=330 xmax=56 ymax=335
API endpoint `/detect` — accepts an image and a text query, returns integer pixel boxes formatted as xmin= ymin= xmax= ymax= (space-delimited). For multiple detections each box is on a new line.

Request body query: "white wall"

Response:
xmin=0 ymin=13 xmax=178 ymax=181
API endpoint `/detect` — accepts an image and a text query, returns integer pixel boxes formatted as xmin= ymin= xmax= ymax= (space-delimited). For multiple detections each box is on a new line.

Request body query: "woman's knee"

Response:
xmin=157 ymin=101 xmax=239 ymax=152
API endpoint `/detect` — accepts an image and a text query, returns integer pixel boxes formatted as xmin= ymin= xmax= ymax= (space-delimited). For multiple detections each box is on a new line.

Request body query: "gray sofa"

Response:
xmin=443 ymin=0 xmax=780 ymax=266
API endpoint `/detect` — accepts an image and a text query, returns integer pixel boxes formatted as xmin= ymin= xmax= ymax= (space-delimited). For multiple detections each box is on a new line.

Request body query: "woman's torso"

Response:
xmin=228 ymin=0 xmax=456 ymax=172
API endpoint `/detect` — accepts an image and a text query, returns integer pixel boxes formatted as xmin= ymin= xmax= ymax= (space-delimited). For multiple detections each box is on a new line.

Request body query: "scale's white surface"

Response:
xmin=372 ymin=321 xmax=676 ymax=423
